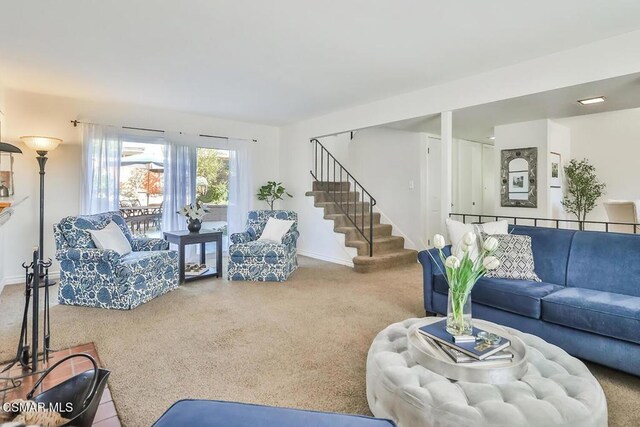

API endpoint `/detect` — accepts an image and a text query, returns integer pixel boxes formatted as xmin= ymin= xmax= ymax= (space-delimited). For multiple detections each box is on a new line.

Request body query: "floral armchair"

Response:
xmin=228 ymin=210 xmax=299 ymax=281
xmin=54 ymin=211 xmax=179 ymax=309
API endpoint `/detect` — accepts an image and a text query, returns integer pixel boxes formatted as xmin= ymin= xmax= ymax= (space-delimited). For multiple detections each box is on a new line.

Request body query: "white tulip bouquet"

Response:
xmin=430 ymin=231 xmax=500 ymax=335
xmin=178 ymin=201 xmax=208 ymax=221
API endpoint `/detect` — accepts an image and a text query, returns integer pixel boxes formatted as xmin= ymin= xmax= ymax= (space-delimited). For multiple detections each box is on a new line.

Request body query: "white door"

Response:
xmin=456 ymin=140 xmax=483 ymax=214
xmin=427 ymin=137 xmax=442 ymax=243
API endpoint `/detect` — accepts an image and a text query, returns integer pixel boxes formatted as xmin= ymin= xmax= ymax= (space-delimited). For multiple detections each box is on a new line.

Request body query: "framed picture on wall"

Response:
xmin=500 ymin=147 xmax=538 ymax=208
xmin=550 ymin=152 xmax=561 ymax=188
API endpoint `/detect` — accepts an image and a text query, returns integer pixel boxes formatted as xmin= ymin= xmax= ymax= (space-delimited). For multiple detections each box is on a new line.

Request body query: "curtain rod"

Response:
xmin=70 ymin=120 xmax=258 ymax=143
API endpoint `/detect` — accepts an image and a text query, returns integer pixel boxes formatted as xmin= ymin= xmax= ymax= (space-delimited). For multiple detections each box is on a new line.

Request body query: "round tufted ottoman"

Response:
xmin=366 ymin=318 xmax=607 ymax=427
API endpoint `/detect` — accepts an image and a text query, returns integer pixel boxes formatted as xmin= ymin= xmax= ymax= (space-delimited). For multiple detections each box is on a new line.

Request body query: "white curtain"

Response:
xmin=81 ymin=124 xmax=122 ymax=214
xmin=227 ymin=138 xmax=253 ymax=236
xmin=162 ymin=138 xmax=197 ymax=232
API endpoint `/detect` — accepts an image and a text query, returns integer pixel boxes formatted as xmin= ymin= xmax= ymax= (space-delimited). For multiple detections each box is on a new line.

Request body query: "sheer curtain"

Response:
xmin=162 ymin=137 xmax=197 ymax=232
xmin=81 ymin=123 xmax=122 ymax=214
xmin=227 ymin=138 xmax=253 ymax=237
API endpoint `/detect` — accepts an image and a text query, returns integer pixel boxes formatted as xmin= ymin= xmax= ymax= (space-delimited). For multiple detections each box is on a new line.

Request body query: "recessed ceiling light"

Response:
xmin=487 ymin=136 xmax=495 ymax=140
xmin=578 ymin=96 xmax=605 ymax=105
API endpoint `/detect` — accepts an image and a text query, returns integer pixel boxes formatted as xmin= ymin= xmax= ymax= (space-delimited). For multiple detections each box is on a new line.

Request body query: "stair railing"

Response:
xmin=310 ymin=138 xmax=377 ymax=256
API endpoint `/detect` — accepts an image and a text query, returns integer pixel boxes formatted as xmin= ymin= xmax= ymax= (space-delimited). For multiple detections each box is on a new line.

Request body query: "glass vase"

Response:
xmin=446 ymin=290 xmax=473 ymax=336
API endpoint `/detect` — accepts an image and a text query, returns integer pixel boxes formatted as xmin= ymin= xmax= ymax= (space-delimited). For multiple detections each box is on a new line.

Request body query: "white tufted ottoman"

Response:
xmin=366 ymin=318 xmax=607 ymax=427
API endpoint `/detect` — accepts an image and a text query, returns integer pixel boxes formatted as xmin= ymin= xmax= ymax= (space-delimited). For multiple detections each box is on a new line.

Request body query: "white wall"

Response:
xmin=0 ymin=89 xmax=280 ymax=284
xmin=344 ymin=127 xmax=425 ymax=249
xmin=557 ymin=107 xmax=640 ymax=222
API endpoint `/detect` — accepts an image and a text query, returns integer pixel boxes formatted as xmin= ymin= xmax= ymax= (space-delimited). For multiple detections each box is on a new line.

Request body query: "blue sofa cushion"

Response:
xmin=509 ymin=225 xmax=576 ymax=285
xmin=542 ymin=287 xmax=640 ymax=345
xmin=434 ymin=275 xmax=563 ymax=319
xmin=566 ymin=231 xmax=640 ymax=297
xmin=153 ymin=399 xmax=396 ymax=427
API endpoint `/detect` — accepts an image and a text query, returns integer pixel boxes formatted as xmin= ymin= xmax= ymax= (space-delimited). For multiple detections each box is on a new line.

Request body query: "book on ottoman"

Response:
xmin=418 ymin=319 xmax=510 ymax=360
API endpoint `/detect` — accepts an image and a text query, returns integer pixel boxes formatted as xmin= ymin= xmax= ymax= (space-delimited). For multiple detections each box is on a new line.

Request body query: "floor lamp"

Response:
xmin=20 ymin=136 xmax=62 ymax=372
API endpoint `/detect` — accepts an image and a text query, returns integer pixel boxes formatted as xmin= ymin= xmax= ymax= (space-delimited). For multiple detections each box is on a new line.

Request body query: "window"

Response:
xmin=197 ymin=147 xmax=230 ymax=248
xmin=119 ymin=140 xmax=165 ymax=236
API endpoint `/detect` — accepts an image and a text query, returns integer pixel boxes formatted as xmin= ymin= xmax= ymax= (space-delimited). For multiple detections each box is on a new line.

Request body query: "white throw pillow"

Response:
xmin=89 ymin=221 xmax=132 ymax=256
xmin=445 ymin=218 xmax=508 ymax=260
xmin=258 ymin=218 xmax=295 ymax=243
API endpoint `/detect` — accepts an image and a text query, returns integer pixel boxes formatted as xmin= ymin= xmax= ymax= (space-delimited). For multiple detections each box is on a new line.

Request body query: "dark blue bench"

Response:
xmin=153 ymin=399 xmax=396 ymax=427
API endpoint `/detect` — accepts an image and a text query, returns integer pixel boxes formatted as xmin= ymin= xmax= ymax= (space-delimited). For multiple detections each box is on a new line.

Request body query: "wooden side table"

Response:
xmin=163 ymin=229 xmax=223 ymax=283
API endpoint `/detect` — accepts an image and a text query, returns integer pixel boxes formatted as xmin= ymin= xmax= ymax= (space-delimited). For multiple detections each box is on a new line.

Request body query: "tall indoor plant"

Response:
xmin=562 ymin=159 xmax=606 ymax=229
xmin=431 ymin=233 xmax=500 ymax=336
xmin=257 ymin=181 xmax=292 ymax=210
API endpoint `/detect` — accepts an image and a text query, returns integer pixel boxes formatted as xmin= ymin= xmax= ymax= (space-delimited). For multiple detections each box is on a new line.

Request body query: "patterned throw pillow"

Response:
xmin=481 ymin=233 xmax=541 ymax=282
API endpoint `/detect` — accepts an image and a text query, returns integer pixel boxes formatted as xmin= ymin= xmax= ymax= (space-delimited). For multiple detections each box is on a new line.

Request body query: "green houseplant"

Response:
xmin=257 ymin=181 xmax=292 ymax=210
xmin=562 ymin=159 xmax=606 ymax=228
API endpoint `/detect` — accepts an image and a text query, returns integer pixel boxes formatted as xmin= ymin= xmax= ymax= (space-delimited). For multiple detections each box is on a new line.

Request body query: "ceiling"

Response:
xmin=1 ymin=1 xmax=640 ymax=125
xmin=385 ymin=72 xmax=640 ymax=142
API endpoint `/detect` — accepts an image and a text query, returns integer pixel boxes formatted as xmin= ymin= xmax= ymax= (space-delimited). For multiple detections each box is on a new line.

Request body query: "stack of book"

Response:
xmin=417 ymin=319 xmax=513 ymax=367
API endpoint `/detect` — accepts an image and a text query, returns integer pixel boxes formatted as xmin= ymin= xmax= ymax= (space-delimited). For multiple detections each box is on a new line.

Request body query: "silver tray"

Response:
xmin=407 ymin=318 xmax=529 ymax=384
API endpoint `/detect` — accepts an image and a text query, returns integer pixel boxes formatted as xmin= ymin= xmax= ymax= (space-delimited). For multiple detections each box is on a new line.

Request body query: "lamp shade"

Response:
xmin=20 ymin=136 xmax=62 ymax=152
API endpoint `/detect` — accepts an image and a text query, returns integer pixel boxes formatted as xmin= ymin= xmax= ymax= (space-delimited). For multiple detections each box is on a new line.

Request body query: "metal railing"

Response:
xmin=450 ymin=213 xmax=640 ymax=234
xmin=310 ymin=138 xmax=377 ymax=256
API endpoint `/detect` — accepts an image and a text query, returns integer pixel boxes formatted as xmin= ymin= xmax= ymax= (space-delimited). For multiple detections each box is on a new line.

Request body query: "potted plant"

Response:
xmin=178 ymin=201 xmax=208 ymax=233
xmin=562 ymin=159 xmax=606 ymax=229
xmin=430 ymin=233 xmax=500 ymax=336
xmin=256 ymin=181 xmax=292 ymax=210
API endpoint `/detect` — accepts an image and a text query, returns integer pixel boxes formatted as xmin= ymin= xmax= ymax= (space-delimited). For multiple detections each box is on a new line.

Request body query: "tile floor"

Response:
xmin=0 ymin=343 xmax=120 ymax=426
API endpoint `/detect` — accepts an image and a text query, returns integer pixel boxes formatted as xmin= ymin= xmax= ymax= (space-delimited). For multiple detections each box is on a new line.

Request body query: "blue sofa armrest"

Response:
xmin=56 ymin=247 xmax=121 ymax=266
xmin=417 ymin=246 xmax=450 ymax=313
xmin=281 ymin=230 xmax=300 ymax=247
xmin=131 ymin=237 xmax=169 ymax=251
xmin=230 ymin=231 xmax=253 ymax=244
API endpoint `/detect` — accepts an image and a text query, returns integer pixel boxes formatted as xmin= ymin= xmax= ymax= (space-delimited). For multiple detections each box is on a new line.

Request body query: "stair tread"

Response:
xmin=335 ymin=223 xmax=390 ymax=232
xmin=353 ymin=249 xmax=418 ymax=264
xmin=346 ymin=235 xmax=404 ymax=245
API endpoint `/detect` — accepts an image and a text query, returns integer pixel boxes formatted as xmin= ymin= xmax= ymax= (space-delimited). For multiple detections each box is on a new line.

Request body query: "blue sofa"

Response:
xmin=419 ymin=225 xmax=640 ymax=376
xmin=54 ymin=212 xmax=179 ymax=310
xmin=153 ymin=400 xmax=395 ymax=427
xmin=228 ymin=210 xmax=299 ymax=281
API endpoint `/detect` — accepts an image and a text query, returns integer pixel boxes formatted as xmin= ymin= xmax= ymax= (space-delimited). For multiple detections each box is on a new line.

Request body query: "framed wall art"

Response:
xmin=549 ymin=151 xmax=562 ymax=188
xmin=500 ymin=147 xmax=538 ymax=208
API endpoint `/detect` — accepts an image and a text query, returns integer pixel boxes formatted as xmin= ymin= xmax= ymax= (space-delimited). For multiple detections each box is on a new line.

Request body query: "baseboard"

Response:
xmin=297 ymin=250 xmax=354 ymax=268
xmin=1 ymin=271 xmax=60 ymax=287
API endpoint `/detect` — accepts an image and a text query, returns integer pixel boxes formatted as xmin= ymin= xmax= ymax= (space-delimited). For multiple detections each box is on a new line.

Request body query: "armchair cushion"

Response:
xmin=58 ymin=211 xmax=132 ymax=249
xmin=131 ymin=237 xmax=169 ymax=251
xmin=230 ymin=231 xmax=253 ymax=244
xmin=230 ymin=241 xmax=291 ymax=263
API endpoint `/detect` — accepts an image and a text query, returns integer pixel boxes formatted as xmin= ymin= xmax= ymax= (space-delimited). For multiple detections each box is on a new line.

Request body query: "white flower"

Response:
xmin=433 ymin=234 xmax=446 ymax=249
xmin=460 ymin=243 xmax=471 ymax=253
xmin=483 ymin=256 xmax=500 ymax=270
xmin=445 ymin=256 xmax=460 ymax=269
xmin=462 ymin=231 xmax=476 ymax=246
xmin=483 ymin=236 xmax=499 ymax=252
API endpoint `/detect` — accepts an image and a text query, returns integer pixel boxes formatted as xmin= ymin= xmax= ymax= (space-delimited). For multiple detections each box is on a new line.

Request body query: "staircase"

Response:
xmin=307 ymin=139 xmax=417 ymax=273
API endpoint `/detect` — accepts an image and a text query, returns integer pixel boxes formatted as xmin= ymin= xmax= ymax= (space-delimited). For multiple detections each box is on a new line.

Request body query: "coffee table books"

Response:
xmin=418 ymin=319 xmax=511 ymax=360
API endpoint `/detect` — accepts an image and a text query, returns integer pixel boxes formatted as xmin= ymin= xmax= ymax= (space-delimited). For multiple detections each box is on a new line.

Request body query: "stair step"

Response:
xmin=346 ymin=235 xmax=406 ymax=256
xmin=315 ymin=201 xmax=371 ymax=215
xmin=305 ymin=190 xmax=362 ymax=203
xmin=312 ymin=181 xmax=350 ymax=191
xmin=353 ymin=249 xmax=418 ymax=273
xmin=324 ymin=212 xmax=381 ymax=227
xmin=335 ymin=223 xmax=392 ymax=240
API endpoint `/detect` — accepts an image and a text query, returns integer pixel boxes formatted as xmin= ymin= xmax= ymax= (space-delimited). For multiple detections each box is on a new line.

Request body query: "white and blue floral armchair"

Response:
xmin=228 ymin=210 xmax=299 ymax=281
xmin=54 ymin=211 xmax=179 ymax=310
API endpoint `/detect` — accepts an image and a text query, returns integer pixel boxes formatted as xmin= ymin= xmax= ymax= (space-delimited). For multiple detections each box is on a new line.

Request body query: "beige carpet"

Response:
xmin=1 ymin=256 xmax=639 ymax=426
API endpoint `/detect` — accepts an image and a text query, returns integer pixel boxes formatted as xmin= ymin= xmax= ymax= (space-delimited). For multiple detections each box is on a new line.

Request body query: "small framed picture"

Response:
xmin=550 ymin=152 xmax=561 ymax=188
xmin=508 ymin=171 xmax=529 ymax=193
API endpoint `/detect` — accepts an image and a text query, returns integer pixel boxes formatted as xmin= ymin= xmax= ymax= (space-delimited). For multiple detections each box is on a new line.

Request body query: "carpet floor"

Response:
xmin=1 ymin=256 xmax=639 ymax=426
